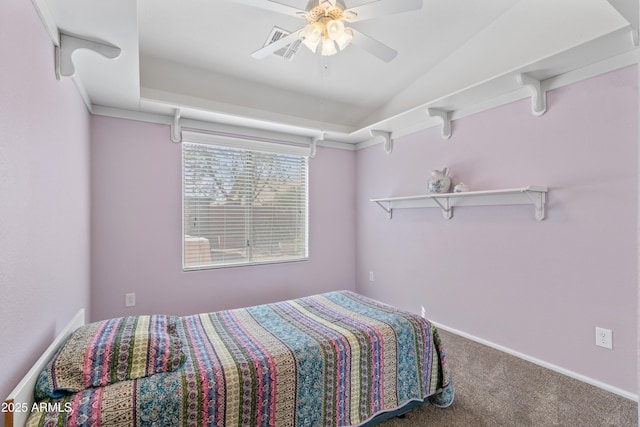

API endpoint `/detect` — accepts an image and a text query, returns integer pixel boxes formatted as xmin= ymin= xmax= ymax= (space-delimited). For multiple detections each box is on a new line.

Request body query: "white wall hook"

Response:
xmin=370 ymin=130 xmax=392 ymax=154
xmin=55 ymin=33 xmax=121 ymax=80
xmin=426 ymin=108 xmax=452 ymax=140
xmin=517 ymin=73 xmax=547 ymax=116
xmin=171 ymin=109 xmax=182 ymax=143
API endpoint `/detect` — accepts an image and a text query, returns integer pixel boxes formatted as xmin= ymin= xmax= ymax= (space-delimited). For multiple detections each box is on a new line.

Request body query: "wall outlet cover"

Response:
xmin=125 ymin=293 xmax=136 ymax=307
xmin=595 ymin=327 xmax=612 ymax=350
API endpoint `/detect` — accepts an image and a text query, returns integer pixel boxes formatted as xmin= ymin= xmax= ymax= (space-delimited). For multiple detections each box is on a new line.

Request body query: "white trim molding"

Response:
xmin=30 ymin=0 xmax=60 ymax=46
xmin=93 ymin=49 xmax=639 ymax=154
xmin=357 ymin=49 xmax=638 ymax=151
xmin=91 ymin=106 xmax=358 ymax=152
xmin=431 ymin=321 xmax=639 ymax=403
xmin=182 ymin=130 xmax=312 ymax=157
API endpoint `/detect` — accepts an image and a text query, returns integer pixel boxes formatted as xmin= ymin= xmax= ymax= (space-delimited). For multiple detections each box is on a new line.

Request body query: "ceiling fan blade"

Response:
xmin=231 ymin=0 xmax=306 ymax=17
xmin=342 ymin=0 xmax=374 ymax=7
xmin=344 ymin=0 xmax=423 ymax=23
xmin=349 ymin=28 xmax=397 ymax=62
xmin=251 ymin=29 xmax=303 ymax=59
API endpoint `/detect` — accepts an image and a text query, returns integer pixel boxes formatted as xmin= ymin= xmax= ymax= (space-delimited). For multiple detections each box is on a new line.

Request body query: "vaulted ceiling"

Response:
xmin=36 ymin=0 xmax=638 ymax=145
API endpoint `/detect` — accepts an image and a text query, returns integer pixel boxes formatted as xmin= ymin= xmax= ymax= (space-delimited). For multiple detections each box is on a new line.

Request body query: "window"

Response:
xmin=182 ymin=136 xmax=309 ymax=269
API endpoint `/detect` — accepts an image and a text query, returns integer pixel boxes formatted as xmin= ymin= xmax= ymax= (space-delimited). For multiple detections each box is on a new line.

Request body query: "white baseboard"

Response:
xmin=431 ymin=321 xmax=639 ymax=403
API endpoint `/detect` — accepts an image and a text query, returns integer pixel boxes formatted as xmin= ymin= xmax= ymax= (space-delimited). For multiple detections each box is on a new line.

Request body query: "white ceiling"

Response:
xmin=38 ymin=0 xmax=638 ymax=145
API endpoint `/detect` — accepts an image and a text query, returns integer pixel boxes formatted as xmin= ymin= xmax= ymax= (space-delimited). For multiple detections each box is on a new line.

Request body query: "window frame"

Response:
xmin=181 ymin=133 xmax=310 ymax=271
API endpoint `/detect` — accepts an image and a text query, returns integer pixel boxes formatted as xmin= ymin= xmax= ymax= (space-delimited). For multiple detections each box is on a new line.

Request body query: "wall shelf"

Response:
xmin=371 ymin=186 xmax=548 ymax=220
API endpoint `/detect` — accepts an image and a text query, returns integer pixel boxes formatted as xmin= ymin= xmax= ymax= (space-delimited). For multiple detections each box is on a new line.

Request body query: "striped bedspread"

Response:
xmin=27 ymin=291 xmax=453 ymax=426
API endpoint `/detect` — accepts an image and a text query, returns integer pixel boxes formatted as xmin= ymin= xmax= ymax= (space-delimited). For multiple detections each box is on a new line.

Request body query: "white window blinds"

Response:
xmin=183 ymin=139 xmax=309 ymax=269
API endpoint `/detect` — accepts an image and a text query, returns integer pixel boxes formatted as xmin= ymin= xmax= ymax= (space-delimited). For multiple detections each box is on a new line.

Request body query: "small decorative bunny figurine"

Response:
xmin=427 ymin=168 xmax=451 ymax=194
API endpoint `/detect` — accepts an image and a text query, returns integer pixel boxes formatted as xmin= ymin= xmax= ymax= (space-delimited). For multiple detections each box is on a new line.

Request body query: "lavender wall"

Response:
xmin=89 ymin=116 xmax=356 ymax=320
xmin=1 ymin=0 xmax=636 ymax=409
xmin=0 ymin=0 xmax=90 ymax=412
xmin=356 ymin=66 xmax=638 ymax=394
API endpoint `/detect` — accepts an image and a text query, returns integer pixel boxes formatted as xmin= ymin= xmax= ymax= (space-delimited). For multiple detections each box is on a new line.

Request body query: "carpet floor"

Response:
xmin=378 ymin=329 xmax=638 ymax=426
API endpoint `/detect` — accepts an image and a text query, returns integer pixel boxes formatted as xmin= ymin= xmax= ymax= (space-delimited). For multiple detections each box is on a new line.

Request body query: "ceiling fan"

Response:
xmin=233 ymin=0 xmax=423 ymax=62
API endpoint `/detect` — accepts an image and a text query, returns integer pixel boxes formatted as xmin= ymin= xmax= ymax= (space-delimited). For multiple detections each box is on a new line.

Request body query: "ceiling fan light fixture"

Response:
xmin=321 ymin=38 xmax=337 ymax=56
xmin=303 ymin=22 xmax=323 ymax=41
xmin=301 ymin=22 xmax=323 ymax=52
xmin=319 ymin=0 xmax=337 ymax=9
xmin=336 ymin=27 xmax=353 ymax=50
xmin=302 ymin=37 xmax=320 ymax=53
xmin=326 ymin=19 xmax=344 ymax=40
xmin=299 ymin=0 xmax=356 ymax=56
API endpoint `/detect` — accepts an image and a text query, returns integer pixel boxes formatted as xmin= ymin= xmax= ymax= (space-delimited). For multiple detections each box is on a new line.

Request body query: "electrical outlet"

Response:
xmin=595 ymin=327 xmax=612 ymax=350
xmin=125 ymin=293 xmax=136 ymax=307
xmin=369 ymin=271 xmax=375 ymax=282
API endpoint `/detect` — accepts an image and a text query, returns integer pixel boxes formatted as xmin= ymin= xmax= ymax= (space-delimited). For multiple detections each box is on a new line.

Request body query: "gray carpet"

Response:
xmin=379 ymin=329 xmax=638 ymax=427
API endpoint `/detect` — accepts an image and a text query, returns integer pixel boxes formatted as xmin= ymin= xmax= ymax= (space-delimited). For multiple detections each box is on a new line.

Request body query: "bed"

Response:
xmin=4 ymin=290 xmax=453 ymax=426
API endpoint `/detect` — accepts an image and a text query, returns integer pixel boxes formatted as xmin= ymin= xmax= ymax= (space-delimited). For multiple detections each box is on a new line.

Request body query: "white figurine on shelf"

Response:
xmin=427 ymin=168 xmax=451 ymax=193
xmin=454 ymin=182 xmax=469 ymax=193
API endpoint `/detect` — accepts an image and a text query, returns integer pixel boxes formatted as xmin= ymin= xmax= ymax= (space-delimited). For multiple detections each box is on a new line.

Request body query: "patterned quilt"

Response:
xmin=27 ymin=291 xmax=453 ymax=426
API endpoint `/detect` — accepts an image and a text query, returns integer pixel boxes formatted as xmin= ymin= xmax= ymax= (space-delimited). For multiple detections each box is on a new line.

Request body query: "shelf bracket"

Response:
xmin=374 ymin=201 xmax=393 ymax=219
xmin=170 ymin=109 xmax=182 ymax=143
xmin=426 ymin=108 xmax=452 ymax=140
xmin=310 ymin=135 xmax=320 ymax=158
xmin=517 ymin=73 xmax=547 ymax=116
xmin=55 ymin=33 xmax=121 ymax=80
xmin=524 ymin=190 xmax=546 ymax=220
xmin=370 ymin=130 xmax=393 ymax=154
xmin=431 ymin=197 xmax=452 ymax=219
